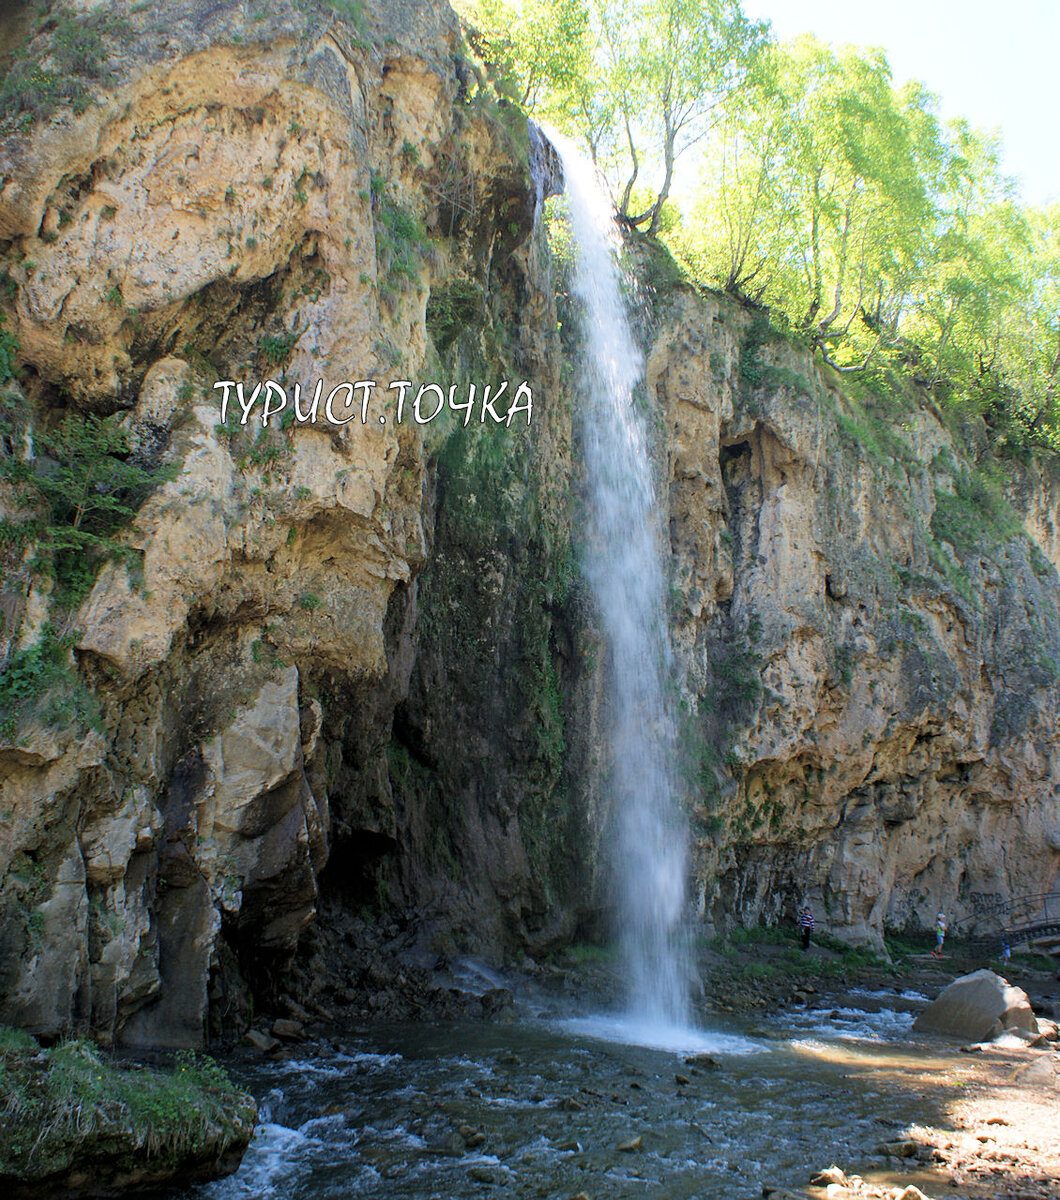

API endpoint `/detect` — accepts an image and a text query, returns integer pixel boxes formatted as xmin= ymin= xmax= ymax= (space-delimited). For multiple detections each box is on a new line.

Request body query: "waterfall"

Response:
xmin=546 ymin=128 xmax=693 ymax=1034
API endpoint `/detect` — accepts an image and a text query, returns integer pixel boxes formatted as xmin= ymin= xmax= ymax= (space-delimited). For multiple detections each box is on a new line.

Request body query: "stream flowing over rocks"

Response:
xmin=0 ymin=0 xmax=1056 ymax=1053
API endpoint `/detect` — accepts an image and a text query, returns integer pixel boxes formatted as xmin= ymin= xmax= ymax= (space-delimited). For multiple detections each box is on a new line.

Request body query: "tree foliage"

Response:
xmin=460 ymin=0 xmax=1060 ymax=450
xmin=665 ymin=35 xmax=1060 ymax=451
xmin=462 ymin=0 xmax=767 ymax=233
xmin=0 ymin=412 xmax=174 ymax=607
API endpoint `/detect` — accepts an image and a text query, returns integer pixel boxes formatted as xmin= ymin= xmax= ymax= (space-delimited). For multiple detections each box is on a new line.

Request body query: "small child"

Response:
xmin=931 ymin=911 xmax=946 ymax=957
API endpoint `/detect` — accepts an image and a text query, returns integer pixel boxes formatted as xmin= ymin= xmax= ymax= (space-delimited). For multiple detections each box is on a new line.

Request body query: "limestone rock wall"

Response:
xmin=0 ymin=0 xmax=585 ymax=1044
xmin=648 ymin=291 xmax=1060 ymax=945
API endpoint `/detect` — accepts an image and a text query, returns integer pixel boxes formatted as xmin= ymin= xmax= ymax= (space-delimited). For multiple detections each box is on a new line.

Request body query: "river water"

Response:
xmin=185 ymin=993 xmax=941 ymax=1200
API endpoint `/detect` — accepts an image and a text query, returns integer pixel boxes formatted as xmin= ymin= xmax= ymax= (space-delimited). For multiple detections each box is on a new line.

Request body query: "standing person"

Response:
xmin=798 ymin=906 xmax=815 ymax=950
xmin=932 ymin=911 xmax=947 ymax=957
xmin=1000 ymin=937 xmax=1011 ymax=967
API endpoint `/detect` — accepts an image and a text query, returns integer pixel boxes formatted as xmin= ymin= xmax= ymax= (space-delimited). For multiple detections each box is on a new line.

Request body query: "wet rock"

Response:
xmin=616 ymin=1135 xmax=643 ymax=1152
xmin=281 ymin=999 xmax=314 ymax=1024
xmin=245 ymin=1028 xmax=281 ymax=1054
xmin=876 ymin=1140 xmax=920 ymax=1158
xmin=271 ymin=1018 xmax=305 ymax=1042
xmin=685 ymin=1053 xmax=721 ymax=1070
xmin=458 ymin=1125 xmax=487 ymax=1149
xmin=467 ymin=1164 xmax=508 ymax=1185
xmin=552 ymin=1138 xmax=582 ymax=1152
xmin=675 ymin=1072 xmax=691 ymax=1085
xmin=895 ymin=1188 xmax=931 ymax=1200
xmin=481 ymin=987 xmax=514 ymax=1015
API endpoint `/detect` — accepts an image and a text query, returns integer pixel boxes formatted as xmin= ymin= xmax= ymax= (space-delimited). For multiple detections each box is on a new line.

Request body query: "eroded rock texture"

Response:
xmin=650 ymin=294 xmax=1060 ymax=945
xmin=0 ymin=0 xmax=580 ymax=1044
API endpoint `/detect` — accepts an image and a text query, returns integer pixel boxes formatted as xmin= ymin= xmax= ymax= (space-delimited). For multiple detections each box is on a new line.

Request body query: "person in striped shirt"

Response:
xmin=798 ymin=906 xmax=815 ymax=950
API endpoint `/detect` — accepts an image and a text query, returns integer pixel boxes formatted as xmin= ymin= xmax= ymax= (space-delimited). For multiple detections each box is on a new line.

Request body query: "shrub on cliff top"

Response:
xmin=0 ymin=12 xmax=131 ymax=129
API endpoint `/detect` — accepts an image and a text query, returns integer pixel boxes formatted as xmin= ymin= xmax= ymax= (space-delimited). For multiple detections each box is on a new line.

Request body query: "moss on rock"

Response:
xmin=0 ymin=1031 xmax=255 ymax=1197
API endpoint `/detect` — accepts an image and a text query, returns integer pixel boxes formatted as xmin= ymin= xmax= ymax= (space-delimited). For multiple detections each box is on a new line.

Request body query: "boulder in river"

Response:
xmin=912 ymin=969 xmax=1038 ymax=1042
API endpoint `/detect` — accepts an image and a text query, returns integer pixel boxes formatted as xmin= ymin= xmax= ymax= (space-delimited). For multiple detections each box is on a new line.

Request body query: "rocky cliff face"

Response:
xmin=0 ymin=0 xmax=583 ymax=1044
xmin=649 ymin=291 xmax=1060 ymax=945
xmin=0 ymin=0 xmax=1057 ymax=1048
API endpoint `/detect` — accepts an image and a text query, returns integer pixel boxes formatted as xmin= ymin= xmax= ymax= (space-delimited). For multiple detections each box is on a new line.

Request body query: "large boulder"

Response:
xmin=913 ymin=969 xmax=1039 ymax=1042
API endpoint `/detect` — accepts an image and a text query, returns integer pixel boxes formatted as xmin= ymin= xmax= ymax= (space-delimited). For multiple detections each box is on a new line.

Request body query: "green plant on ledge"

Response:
xmin=0 ymin=625 xmax=99 ymax=739
xmin=0 ymin=412 xmax=176 ymax=609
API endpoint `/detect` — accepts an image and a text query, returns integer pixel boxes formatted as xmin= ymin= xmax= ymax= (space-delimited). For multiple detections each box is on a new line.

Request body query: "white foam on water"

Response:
xmin=789 ymin=1005 xmax=917 ymax=1043
xmin=267 ymin=1050 xmax=401 ymax=1081
xmin=201 ymin=1121 xmax=314 ymax=1198
xmin=557 ymin=1013 xmax=762 ymax=1055
xmin=849 ymin=987 xmax=929 ymax=1003
xmin=357 ymin=1123 xmax=429 ymax=1150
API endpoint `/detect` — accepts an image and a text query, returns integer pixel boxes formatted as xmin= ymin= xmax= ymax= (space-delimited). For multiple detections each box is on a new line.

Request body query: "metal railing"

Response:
xmin=952 ymin=892 xmax=1060 ymax=942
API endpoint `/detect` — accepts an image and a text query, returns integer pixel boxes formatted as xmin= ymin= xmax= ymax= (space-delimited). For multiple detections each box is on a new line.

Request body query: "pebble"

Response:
xmin=876 ymin=1139 xmax=920 ymax=1158
xmin=810 ymin=1165 xmax=848 ymax=1185
xmin=616 ymin=1135 xmax=642 ymax=1152
xmin=685 ymin=1053 xmax=721 ymax=1070
xmin=675 ymin=1073 xmax=690 ymax=1085
xmin=467 ymin=1165 xmax=507 ymax=1185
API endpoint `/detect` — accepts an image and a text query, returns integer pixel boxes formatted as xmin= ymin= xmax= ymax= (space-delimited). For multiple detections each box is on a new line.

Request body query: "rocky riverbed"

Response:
xmin=179 ymin=942 xmax=1059 ymax=1200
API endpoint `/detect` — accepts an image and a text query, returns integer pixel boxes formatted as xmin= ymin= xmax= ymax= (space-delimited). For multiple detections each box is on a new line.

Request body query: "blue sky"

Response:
xmin=741 ymin=0 xmax=1060 ymax=207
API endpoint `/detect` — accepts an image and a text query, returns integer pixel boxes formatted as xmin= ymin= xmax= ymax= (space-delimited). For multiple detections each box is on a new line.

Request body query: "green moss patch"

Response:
xmin=0 ymin=1034 xmax=255 ymax=1196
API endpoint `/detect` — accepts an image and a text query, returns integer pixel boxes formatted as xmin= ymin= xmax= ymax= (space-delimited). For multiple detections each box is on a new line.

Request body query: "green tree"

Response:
xmin=673 ymin=37 xmax=938 ymax=368
xmin=1 ymin=413 xmax=174 ymax=606
xmin=463 ymin=0 xmax=767 ymax=234
xmin=466 ymin=0 xmax=592 ymax=107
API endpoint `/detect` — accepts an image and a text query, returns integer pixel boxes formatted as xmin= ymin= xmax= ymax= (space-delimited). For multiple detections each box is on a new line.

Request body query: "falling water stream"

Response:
xmin=546 ymin=128 xmax=692 ymax=1041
